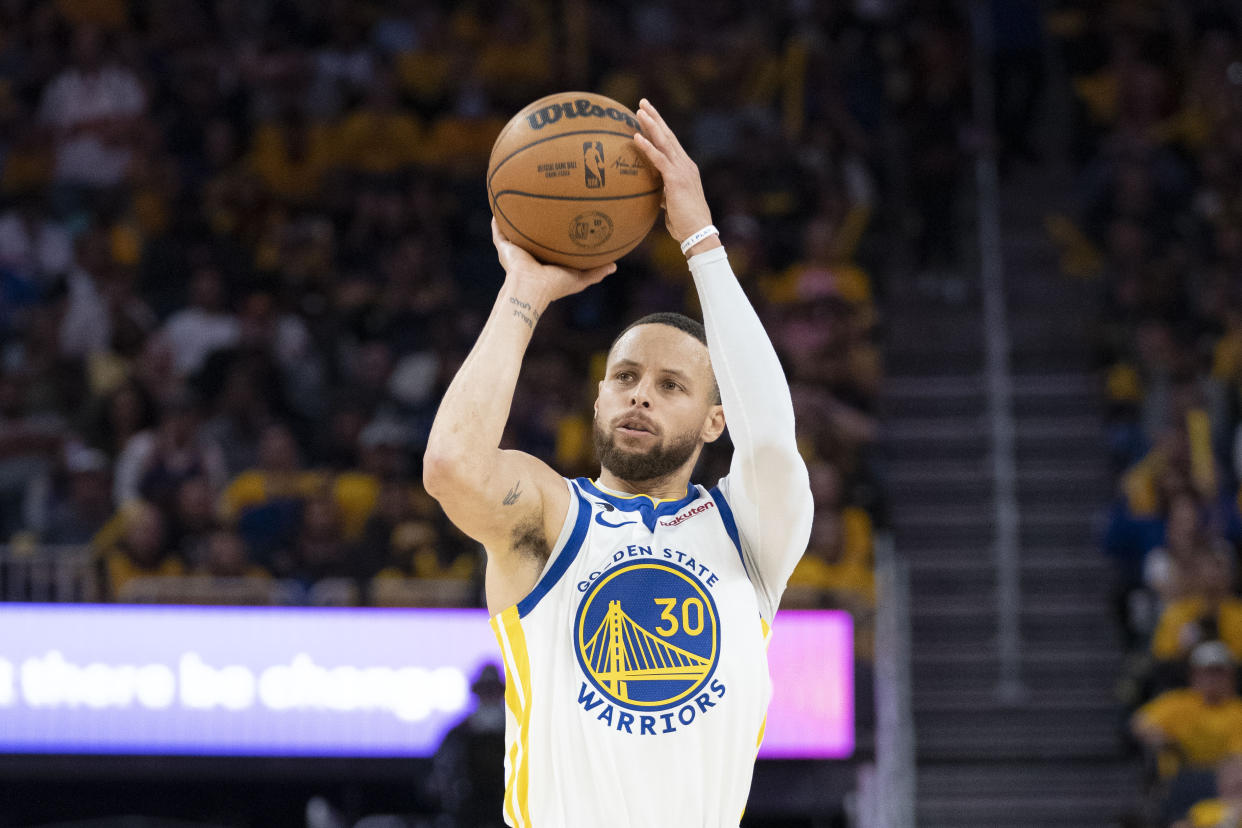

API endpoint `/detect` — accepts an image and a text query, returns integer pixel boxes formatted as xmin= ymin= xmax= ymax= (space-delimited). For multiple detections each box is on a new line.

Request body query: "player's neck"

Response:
xmin=595 ymin=468 xmax=692 ymax=502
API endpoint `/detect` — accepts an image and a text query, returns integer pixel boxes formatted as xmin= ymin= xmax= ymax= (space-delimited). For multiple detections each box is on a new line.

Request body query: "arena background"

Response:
xmin=2 ymin=1 xmax=1241 ymax=826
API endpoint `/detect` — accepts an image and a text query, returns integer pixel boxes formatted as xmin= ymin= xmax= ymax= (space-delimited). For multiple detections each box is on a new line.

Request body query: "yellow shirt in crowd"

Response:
xmin=786 ymin=506 xmax=875 ymax=606
xmin=1151 ymin=598 xmax=1242 ymax=662
xmin=220 ymin=470 xmax=380 ymax=542
xmin=1136 ymin=688 xmax=1242 ymax=769
xmin=1188 ymin=798 xmax=1242 ymax=828
xmin=103 ymin=552 xmax=185 ymax=599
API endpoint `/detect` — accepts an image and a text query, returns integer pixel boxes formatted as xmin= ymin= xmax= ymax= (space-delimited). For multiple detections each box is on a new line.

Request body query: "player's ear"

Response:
xmin=701 ymin=405 xmax=725 ymax=444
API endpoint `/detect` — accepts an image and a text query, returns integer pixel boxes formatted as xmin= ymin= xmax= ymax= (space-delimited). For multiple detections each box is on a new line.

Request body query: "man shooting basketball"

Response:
xmin=424 ymin=99 xmax=813 ymax=828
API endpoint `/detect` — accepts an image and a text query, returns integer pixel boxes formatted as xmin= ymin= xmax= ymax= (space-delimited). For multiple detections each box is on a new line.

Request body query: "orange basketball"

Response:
xmin=487 ymin=92 xmax=662 ymax=269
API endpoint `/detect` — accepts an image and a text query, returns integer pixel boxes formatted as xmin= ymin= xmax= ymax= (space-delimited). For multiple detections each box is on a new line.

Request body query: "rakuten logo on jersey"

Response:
xmin=659 ymin=501 xmax=715 ymax=528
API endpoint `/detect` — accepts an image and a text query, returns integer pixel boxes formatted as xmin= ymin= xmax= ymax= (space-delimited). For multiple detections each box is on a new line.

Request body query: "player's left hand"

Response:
xmin=491 ymin=218 xmax=616 ymax=305
xmin=632 ymin=99 xmax=718 ymax=254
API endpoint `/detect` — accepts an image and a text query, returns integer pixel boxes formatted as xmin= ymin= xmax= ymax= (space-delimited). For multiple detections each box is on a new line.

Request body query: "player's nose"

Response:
xmin=629 ymin=378 xmax=653 ymax=408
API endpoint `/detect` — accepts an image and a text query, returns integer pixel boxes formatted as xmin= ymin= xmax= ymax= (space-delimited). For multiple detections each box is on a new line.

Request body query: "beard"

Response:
xmin=593 ymin=417 xmax=701 ymax=484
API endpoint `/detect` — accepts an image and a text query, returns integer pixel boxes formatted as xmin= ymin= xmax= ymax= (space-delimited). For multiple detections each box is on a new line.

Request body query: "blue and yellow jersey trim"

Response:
xmin=517 ymin=483 xmax=592 ymax=619
xmin=741 ymin=617 xmax=775 ymax=825
xmin=756 ymin=617 xmax=772 ymax=747
xmin=490 ymin=605 xmax=534 ymax=828
xmin=577 ymin=478 xmax=701 ymax=532
xmin=586 ymin=479 xmax=691 ymax=504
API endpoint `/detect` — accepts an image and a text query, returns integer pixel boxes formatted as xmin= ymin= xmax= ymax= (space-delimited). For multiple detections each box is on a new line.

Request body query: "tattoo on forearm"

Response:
xmin=503 ymin=480 xmax=522 ymax=506
xmin=509 ymin=297 xmax=541 ymax=329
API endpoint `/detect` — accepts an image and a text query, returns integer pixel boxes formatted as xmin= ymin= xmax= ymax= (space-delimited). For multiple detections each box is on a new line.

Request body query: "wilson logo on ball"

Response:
xmin=526 ymin=99 xmax=640 ymax=131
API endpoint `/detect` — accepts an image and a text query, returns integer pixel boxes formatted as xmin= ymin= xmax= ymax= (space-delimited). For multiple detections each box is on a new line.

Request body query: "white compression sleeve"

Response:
xmin=689 ymin=246 xmax=814 ymax=618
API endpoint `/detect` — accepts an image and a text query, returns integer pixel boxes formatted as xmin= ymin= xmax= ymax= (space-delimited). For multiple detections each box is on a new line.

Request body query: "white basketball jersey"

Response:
xmin=488 ymin=476 xmax=774 ymax=828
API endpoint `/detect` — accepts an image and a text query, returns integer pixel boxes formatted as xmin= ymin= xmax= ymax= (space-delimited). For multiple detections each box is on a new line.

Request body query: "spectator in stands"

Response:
xmin=154 ymin=265 xmax=239 ymax=379
xmin=310 ymin=397 xmax=370 ymax=470
xmin=114 ymin=389 xmax=225 ymax=509
xmin=333 ymin=69 xmax=423 ymax=178
xmin=0 ymin=368 xmax=63 ymax=539
xmin=87 ymin=376 xmax=156 ymax=461
xmin=762 ymin=210 xmax=874 ymax=316
xmin=35 ymin=443 xmax=112 ymax=546
xmin=37 ymin=25 xmax=147 ymax=193
xmin=196 ymin=528 xmax=268 ymax=580
xmin=1133 ymin=641 xmax=1242 ymax=779
xmin=0 ymin=190 xmax=72 ymax=285
xmin=430 ymin=662 xmax=507 ymax=828
xmin=1144 ymin=492 xmax=1213 ymax=612
xmin=358 ymin=478 xmax=422 ymax=580
xmin=377 ymin=515 xmax=473 ymax=583
xmin=1105 ymin=426 xmax=1207 ymax=630
xmin=1175 ymin=754 xmax=1242 ymax=828
xmin=234 ymin=289 xmax=324 ymax=422
xmin=1151 ymin=549 xmax=1242 ymax=668
xmin=784 ymin=508 xmax=874 ymax=609
xmin=57 ymin=225 xmax=115 ymax=359
xmin=330 ymin=418 xmax=410 ymax=544
xmin=98 ymin=499 xmax=183 ymax=600
xmin=308 ymin=8 xmax=375 ymax=119
xmin=198 ymin=359 xmax=276 ymax=479
xmin=784 ymin=462 xmax=875 ymax=613
xmin=167 ymin=475 xmax=219 ymax=566
xmin=273 ymin=492 xmax=354 ymax=600
xmin=220 ymin=421 xmax=322 ymax=562
xmin=246 ymin=105 xmax=334 ymax=206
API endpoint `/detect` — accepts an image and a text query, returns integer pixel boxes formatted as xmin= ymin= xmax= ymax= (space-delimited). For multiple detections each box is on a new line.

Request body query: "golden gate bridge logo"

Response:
xmin=575 ymin=561 xmax=719 ymax=709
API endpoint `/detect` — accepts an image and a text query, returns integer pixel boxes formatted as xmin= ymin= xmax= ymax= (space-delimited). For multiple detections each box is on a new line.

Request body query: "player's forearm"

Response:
xmin=690 ymin=247 xmax=797 ymax=450
xmin=692 ymin=245 xmax=812 ymax=613
xmin=424 ymin=281 xmax=551 ymax=484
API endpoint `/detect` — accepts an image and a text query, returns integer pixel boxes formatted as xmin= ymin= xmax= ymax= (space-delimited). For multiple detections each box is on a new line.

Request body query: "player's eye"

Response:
xmin=662 ymin=380 xmax=682 ymax=391
xmin=616 ymin=371 xmax=634 ymax=382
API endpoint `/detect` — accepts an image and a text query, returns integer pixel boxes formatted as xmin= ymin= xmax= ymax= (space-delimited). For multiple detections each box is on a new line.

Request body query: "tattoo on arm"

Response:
xmin=503 ymin=480 xmax=522 ymax=506
xmin=509 ymin=297 xmax=541 ymax=329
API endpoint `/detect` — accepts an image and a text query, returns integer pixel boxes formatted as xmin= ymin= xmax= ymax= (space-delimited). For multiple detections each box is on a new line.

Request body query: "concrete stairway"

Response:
xmin=880 ymin=164 xmax=1142 ymax=827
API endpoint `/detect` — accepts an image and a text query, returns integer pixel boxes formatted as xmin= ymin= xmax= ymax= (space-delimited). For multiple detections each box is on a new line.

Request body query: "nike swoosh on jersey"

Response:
xmin=594 ymin=511 xmax=637 ymax=529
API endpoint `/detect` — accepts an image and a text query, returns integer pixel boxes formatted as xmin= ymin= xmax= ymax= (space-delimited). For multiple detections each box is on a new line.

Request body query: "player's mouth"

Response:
xmin=615 ymin=415 xmax=657 ymax=436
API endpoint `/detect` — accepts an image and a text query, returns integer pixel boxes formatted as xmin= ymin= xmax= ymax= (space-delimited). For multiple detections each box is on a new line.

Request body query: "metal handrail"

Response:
xmin=0 ymin=544 xmax=97 ymax=602
xmin=865 ymin=531 xmax=916 ymax=828
xmin=968 ymin=0 xmax=1025 ymax=704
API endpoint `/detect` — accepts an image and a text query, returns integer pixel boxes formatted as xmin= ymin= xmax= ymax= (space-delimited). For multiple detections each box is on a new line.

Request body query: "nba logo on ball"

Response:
xmin=583 ymin=142 xmax=605 ymax=188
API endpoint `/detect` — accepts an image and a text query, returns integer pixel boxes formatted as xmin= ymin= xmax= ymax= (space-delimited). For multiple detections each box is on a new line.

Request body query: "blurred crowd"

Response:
xmin=0 ymin=0 xmax=982 ymax=633
xmin=1053 ymin=1 xmax=1242 ymax=825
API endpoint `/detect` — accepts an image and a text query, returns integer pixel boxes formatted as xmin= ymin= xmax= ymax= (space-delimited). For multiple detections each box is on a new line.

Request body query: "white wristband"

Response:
xmin=679 ymin=224 xmax=720 ymax=255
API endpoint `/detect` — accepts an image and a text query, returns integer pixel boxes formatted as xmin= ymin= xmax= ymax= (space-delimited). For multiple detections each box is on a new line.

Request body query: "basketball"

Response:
xmin=487 ymin=92 xmax=662 ymax=269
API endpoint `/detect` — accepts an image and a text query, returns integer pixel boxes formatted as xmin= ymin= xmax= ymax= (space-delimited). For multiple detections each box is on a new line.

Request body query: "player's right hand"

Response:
xmin=632 ymin=99 xmax=717 ymax=255
xmin=491 ymin=218 xmax=617 ymax=304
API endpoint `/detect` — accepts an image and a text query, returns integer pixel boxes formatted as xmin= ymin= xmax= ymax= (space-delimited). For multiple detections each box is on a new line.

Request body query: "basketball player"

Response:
xmin=423 ymin=99 xmax=813 ymax=827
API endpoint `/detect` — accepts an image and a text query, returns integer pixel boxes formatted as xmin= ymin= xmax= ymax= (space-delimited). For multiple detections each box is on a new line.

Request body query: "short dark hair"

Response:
xmin=608 ymin=312 xmax=721 ymax=404
xmin=614 ymin=312 xmax=706 ymax=347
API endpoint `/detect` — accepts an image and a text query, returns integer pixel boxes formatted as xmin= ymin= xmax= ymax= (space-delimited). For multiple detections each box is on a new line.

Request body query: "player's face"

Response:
xmin=594 ymin=325 xmax=723 ymax=483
